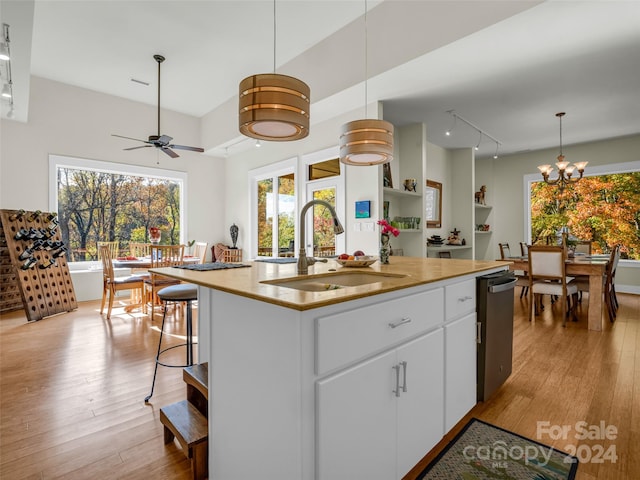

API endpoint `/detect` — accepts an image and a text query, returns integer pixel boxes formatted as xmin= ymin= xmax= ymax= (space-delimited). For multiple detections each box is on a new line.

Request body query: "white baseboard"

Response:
xmin=617 ymin=284 xmax=640 ymax=295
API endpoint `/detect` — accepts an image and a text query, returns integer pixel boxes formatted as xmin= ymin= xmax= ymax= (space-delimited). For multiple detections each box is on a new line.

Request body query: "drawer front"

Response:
xmin=316 ymin=288 xmax=443 ymax=375
xmin=445 ymin=279 xmax=476 ymax=321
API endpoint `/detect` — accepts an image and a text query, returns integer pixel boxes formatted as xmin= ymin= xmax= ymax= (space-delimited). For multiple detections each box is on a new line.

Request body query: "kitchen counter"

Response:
xmin=150 ymin=256 xmax=510 ymax=311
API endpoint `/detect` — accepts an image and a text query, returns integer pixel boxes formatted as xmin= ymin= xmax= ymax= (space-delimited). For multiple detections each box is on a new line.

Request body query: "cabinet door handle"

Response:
xmin=458 ymin=295 xmax=473 ymax=302
xmin=400 ymin=361 xmax=408 ymax=393
xmin=392 ymin=364 xmax=401 ymax=397
xmin=388 ymin=317 xmax=412 ymax=329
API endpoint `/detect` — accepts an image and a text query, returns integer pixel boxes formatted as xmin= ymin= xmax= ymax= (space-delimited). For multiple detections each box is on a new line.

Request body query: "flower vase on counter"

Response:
xmin=149 ymin=227 xmax=161 ymax=245
xmin=380 ymin=233 xmax=391 ymax=264
xmin=377 ymin=219 xmax=400 ymax=265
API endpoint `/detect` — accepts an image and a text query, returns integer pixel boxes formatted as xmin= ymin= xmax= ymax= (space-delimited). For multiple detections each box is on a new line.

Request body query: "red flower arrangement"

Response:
xmin=377 ymin=219 xmax=400 ymax=237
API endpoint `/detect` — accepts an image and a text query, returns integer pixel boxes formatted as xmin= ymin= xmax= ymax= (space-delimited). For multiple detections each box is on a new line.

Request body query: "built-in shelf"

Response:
xmin=428 ymin=245 xmax=472 ymax=251
xmin=397 ymin=228 xmax=422 ymax=233
xmin=475 ymin=231 xmax=492 ymax=234
xmin=383 ymin=187 xmax=422 ymax=199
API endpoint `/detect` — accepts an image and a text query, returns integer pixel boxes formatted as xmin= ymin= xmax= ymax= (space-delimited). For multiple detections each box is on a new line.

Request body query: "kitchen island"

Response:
xmin=151 ymin=256 xmax=509 ymax=480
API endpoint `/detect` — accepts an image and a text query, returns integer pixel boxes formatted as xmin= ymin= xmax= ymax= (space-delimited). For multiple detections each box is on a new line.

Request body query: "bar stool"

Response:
xmin=145 ymin=283 xmax=198 ymax=403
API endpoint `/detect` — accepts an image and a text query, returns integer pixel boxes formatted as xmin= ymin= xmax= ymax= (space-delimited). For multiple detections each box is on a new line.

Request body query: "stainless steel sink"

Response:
xmin=261 ymin=271 xmax=407 ymax=292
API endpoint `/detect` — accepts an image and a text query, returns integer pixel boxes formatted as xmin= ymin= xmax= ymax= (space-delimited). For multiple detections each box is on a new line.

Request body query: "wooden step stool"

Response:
xmin=183 ymin=362 xmax=208 ymax=418
xmin=160 ymin=400 xmax=208 ymax=480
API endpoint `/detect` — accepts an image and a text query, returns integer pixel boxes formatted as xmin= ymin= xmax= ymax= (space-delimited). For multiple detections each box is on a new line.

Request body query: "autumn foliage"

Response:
xmin=530 ymin=172 xmax=640 ymax=259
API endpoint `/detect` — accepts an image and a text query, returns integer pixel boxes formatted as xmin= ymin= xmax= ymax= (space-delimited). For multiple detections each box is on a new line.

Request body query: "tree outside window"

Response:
xmin=530 ymin=172 xmax=640 ymax=259
xmin=56 ymin=167 xmax=182 ymax=261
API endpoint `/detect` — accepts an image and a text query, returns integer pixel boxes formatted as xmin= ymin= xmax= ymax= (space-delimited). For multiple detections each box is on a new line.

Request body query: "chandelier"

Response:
xmin=537 ymin=112 xmax=588 ymax=191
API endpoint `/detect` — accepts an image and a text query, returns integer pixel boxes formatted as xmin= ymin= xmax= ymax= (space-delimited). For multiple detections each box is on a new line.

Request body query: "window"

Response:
xmin=525 ymin=161 xmax=640 ymax=260
xmin=250 ymin=158 xmax=297 ymax=258
xmin=49 ymin=155 xmax=187 ymax=262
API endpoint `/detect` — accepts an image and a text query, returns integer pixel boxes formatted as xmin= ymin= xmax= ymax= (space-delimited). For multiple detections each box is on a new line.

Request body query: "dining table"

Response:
xmin=505 ymin=254 xmax=610 ymax=331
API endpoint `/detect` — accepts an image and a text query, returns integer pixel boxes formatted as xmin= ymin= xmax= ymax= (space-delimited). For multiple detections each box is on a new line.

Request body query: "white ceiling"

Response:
xmin=2 ymin=0 xmax=640 ymax=159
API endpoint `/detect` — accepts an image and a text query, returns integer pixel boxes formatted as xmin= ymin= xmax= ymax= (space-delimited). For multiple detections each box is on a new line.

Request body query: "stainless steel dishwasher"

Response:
xmin=476 ymin=271 xmax=517 ymax=401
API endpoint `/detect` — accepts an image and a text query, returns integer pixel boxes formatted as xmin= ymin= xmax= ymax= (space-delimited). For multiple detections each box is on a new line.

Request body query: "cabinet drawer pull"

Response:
xmin=388 ymin=317 xmax=412 ymax=329
xmin=392 ymin=364 xmax=401 ymax=397
xmin=458 ymin=295 xmax=473 ymax=302
xmin=400 ymin=361 xmax=408 ymax=393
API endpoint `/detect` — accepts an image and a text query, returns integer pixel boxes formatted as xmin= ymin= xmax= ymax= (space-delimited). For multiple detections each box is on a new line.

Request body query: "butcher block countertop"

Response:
xmin=150 ymin=256 xmax=510 ymax=311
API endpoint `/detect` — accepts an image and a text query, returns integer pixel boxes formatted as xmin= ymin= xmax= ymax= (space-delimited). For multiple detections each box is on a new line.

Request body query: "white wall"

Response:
xmin=476 ymin=134 xmax=640 ymax=291
xmin=0 ymin=76 xmax=225 ymax=259
xmin=222 ymin=107 xmax=382 ymax=258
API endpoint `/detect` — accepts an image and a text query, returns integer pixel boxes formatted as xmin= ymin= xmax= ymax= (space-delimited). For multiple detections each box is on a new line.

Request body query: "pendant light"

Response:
xmin=537 ymin=112 xmax=588 ymax=191
xmin=339 ymin=0 xmax=393 ymax=166
xmin=238 ymin=0 xmax=310 ymax=142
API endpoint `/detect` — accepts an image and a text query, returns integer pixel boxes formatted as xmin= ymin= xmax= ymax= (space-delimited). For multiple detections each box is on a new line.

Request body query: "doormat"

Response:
xmin=418 ymin=418 xmax=578 ymax=480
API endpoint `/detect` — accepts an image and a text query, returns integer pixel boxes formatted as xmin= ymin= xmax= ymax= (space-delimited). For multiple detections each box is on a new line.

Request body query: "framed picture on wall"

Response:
xmin=355 ymin=200 xmax=371 ymax=218
xmin=425 ymin=180 xmax=442 ymax=228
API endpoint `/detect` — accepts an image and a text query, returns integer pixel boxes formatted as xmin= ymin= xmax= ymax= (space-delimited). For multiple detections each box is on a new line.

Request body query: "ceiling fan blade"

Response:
xmin=124 ymin=145 xmax=153 ymax=151
xmin=161 ymin=147 xmax=179 ymax=158
xmin=169 ymin=144 xmax=205 ymax=153
xmin=112 ymin=134 xmax=149 ymax=143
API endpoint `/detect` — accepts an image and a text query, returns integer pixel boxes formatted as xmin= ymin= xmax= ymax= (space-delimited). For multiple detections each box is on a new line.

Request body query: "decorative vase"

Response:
xmin=230 ymin=223 xmax=239 ymax=249
xmin=380 ymin=233 xmax=391 ymax=264
xmin=149 ymin=227 xmax=161 ymax=245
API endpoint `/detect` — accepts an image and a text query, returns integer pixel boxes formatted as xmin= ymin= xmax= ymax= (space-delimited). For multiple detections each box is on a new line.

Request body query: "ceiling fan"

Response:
xmin=112 ymin=54 xmax=204 ymax=158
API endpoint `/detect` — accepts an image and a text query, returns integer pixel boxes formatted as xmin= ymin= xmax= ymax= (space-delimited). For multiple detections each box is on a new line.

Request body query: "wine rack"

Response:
xmin=0 ymin=209 xmax=77 ymax=321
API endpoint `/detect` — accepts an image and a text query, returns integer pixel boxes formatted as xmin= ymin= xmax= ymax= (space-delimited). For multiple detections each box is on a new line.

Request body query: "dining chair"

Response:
xmin=574 ymin=244 xmax=619 ymax=321
xmin=97 ymin=241 xmax=119 ymax=260
xmin=193 ymin=242 xmax=208 ymax=264
xmin=520 ymin=242 xmax=529 ymax=257
xmin=129 ymin=242 xmax=151 ymax=258
xmin=527 ymin=245 xmax=578 ymax=326
xmin=143 ymin=244 xmax=185 ymax=318
xmin=574 ymin=241 xmax=592 ymax=255
xmin=500 ymin=243 xmax=529 ymax=298
xmin=99 ymin=245 xmax=144 ymax=320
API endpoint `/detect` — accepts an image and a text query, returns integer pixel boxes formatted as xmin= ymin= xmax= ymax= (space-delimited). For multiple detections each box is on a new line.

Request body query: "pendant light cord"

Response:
xmin=559 ymin=114 xmax=563 ymax=157
xmin=364 ymin=0 xmax=368 ymax=118
xmin=273 ymin=0 xmax=277 ymax=73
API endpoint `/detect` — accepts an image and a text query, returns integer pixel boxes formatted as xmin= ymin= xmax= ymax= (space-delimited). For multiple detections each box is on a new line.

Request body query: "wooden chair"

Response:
xmin=129 ymin=242 xmax=151 ymax=258
xmin=520 ymin=242 xmax=529 ymax=257
xmin=97 ymin=241 xmax=119 ymax=260
xmin=193 ymin=242 xmax=208 ymax=264
xmin=528 ymin=245 xmax=578 ymax=326
xmin=574 ymin=241 xmax=592 ymax=255
xmin=99 ymin=245 xmax=144 ymax=320
xmin=574 ymin=245 xmax=619 ymax=321
xmin=499 ymin=242 xmax=529 ymax=298
xmin=143 ymin=245 xmax=185 ymax=318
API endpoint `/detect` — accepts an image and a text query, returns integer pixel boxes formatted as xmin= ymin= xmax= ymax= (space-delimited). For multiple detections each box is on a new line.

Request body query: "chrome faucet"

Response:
xmin=298 ymin=199 xmax=345 ymax=274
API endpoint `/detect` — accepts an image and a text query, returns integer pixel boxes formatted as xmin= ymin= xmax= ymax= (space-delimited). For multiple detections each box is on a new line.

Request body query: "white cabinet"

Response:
xmin=443 ymin=277 xmax=477 ymax=432
xmin=444 ymin=312 xmax=476 ymax=431
xmin=317 ymin=330 xmax=444 ymax=480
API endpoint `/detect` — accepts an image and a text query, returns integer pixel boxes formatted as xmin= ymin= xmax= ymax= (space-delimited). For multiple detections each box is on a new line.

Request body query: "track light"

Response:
xmin=255 ymin=139 xmax=261 ymax=148
xmin=445 ymin=110 xmax=502 ymax=157
xmin=1 ymin=83 xmax=11 ymax=98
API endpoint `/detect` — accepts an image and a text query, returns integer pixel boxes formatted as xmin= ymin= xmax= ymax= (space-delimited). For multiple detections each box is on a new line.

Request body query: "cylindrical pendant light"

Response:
xmin=238 ymin=1 xmax=310 ymax=142
xmin=339 ymin=0 xmax=393 ymax=165
xmin=239 ymin=73 xmax=310 ymax=141
xmin=339 ymin=119 xmax=394 ymax=165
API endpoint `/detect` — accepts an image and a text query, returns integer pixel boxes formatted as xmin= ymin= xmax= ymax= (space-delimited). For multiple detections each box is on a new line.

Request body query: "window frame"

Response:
xmin=248 ymin=157 xmax=298 ymax=259
xmin=49 ymin=154 xmax=188 ymax=263
xmin=523 ymin=159 xmax=640 ymax=266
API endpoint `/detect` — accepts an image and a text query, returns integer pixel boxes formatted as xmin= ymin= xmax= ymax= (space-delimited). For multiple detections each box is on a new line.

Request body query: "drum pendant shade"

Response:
xmin=239 ymin=73 xmax=310 ymax=141
xmin=339 ymin=119 xmax=394 ymax=165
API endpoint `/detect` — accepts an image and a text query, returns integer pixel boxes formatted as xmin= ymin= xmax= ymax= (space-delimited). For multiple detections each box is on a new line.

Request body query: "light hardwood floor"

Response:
xmin=1 ymin=291 xmax=638 ymax=479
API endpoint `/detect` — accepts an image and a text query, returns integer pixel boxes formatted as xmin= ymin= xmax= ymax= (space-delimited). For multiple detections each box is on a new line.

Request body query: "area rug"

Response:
xmin=418 ymin=418 xmax=578 ymax=480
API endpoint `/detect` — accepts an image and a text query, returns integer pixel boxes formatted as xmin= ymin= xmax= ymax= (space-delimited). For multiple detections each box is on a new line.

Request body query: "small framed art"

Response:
xmin=355 ymin=200 xmax=371 ymax=218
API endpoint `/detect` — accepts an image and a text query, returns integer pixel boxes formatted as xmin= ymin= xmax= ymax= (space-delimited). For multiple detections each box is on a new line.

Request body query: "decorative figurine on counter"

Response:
xmin=474 ymin=185 xmax=487 ymax=205
xmin=230 ymin=223 xmax=239 ymax=249
xmin=403 ymin=178 xmax=417 ymax=192
xmin=447 ymin=228 xmax=463 ymax=245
